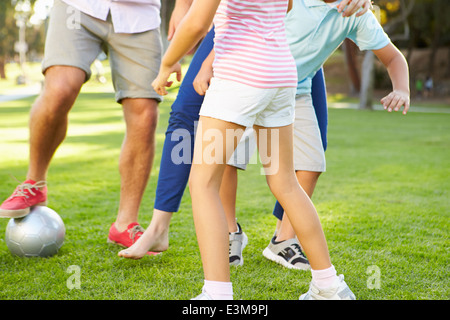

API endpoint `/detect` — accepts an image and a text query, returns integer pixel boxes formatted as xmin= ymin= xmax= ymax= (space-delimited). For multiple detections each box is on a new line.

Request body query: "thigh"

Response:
xmin=191 ymin=116 xmax=245 ymax=187
xmin=254 ymin=124 xmax=294 ymax=178
xmin=108 ymin=28 xmax=162 ymax=103
xmin=42 ymin=0 xmax=103 ymax=82
xmin=227 ymin=127 xmax=257 ymax=170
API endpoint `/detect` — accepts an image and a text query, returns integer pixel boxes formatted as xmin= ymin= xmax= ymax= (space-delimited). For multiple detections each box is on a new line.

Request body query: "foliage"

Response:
xmin=377 ymin=0 xmax=450 ymax=48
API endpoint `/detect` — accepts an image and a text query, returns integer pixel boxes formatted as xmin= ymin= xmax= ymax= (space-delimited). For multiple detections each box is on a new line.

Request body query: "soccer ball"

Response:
xmin=5 ymin=206 xmax=65 ymax=257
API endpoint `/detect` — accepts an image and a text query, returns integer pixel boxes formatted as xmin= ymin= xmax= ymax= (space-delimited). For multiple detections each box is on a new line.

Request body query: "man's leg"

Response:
xmin=114 ymin=98 xmax=159 ymax=232
xmin=0 ymin=66 xmax=85 ymax=218
xmin=27 ymin=66 xmax=85 ymax=181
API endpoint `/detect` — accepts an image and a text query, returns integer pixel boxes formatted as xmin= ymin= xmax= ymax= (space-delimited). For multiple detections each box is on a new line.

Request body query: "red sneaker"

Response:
xmin=0 ymin=180 xmax=47 ymax=218
xmin=107 ymin=222 xmax=159 ymax=256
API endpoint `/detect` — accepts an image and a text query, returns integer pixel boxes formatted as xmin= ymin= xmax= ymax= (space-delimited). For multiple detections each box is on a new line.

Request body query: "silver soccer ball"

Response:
xmin=5 ymin=206 xmax=65 ymax=257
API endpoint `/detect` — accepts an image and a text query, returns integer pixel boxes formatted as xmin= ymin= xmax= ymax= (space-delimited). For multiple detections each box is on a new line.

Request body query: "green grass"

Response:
xmin=0 ymin=89 xmax=448 ymax=300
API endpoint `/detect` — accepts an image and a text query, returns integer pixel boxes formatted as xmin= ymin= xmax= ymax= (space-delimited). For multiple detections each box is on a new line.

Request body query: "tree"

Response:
xmin=0 ymin=0 xmax=38 ymax=80
xmin=0 ymin=1 xmax=17 ymax=79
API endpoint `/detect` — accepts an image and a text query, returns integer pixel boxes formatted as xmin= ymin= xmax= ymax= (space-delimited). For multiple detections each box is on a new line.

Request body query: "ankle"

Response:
xmin=24 ymin=178 xmax=47 ymax=190
xmin=311 ymin=265 xmax=338 ymax=289
xmin=203 ymin=280 xmax=233 ymax=300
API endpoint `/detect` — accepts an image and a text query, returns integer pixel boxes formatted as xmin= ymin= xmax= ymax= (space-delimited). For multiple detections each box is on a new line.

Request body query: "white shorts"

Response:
xmin=230 ymin=94 xmax=326 ymax=172
xmin=199 ymin=78 xmax=296 ymax=128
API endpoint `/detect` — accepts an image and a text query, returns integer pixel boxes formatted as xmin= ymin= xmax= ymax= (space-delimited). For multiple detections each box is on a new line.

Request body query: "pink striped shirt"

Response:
xmin=213 ymin=0 xmax=298 ymax=88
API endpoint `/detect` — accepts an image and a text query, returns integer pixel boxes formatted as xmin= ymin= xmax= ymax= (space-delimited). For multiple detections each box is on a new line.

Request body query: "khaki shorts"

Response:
xmin=42 ymin=0 xmax=162 ymax=103
xmin=230 ymin=94 xmax=326 ymax=172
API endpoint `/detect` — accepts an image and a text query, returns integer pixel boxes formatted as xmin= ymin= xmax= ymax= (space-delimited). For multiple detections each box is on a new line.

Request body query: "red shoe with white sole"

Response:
xmin=0 ymin=180 xmax=47 ymax=218
xmin=107 ymin=222 xmax=160 ymax=256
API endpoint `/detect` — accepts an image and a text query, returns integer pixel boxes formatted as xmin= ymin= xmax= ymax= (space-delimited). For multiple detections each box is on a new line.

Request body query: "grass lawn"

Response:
xmin=0 ymin=88 xmax=448 ymax=300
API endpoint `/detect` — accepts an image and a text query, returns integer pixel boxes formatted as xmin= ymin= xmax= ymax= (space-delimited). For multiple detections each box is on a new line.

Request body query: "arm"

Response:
xmin=373 ymin=43 xmax=410 ymax=114
xmin=288 ymin=0 xmax=293 ymax=13
xmin=338 ymin=0 xmax=373 ymax=17
xmin=152 ymin=0 xmax=220 ymax=96
xmin=193 ymin=49 xmax=215 ymax=96
xmin=168 ymin=0 xmax=193 ymax=40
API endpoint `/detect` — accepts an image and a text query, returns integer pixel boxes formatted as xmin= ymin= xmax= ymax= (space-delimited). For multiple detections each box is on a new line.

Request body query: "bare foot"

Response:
xmin=118 ymin=211 xmax=171 ymax=259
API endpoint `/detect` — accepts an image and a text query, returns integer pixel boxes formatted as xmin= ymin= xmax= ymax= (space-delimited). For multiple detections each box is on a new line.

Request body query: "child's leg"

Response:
xmin=220 ymin=165 xmax=239 ymax=233
xmin=189 ymin=116 xmax=244 ymax=284
xmin=254 ymin=124 xmax=331 ymax=271
xmin=276 ymin=170 xmax=322 ymax=241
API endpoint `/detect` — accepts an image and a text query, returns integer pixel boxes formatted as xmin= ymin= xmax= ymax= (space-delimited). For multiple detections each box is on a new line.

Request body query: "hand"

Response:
xmin=193 ymin=65 xmax=213 ymax=96
xmin=152 ymin=63 xmax=182 ymax=96
xmin=168 ymin=0 xmax=192 ymax=40
xmin=380 ymin=90 xmax=410 ymax=115
xmin=338 ymin=0 xmax=373 ymax=17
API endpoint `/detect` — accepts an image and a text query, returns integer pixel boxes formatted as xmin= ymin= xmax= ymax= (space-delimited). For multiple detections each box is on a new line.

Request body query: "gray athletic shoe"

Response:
xmin=262 ymin=236 xmax=310 ymax=270
xmin=299 ymin=275 xmax=356 ymax=300
xmin=229 ymin=223 xmax=248 ymax=266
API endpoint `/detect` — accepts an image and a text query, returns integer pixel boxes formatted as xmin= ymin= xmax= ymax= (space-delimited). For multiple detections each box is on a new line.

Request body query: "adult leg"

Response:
xmin=114 ymin=98 xmax=159 ymax=232
xmin=27 ymin=66 xmax=85 ymax=182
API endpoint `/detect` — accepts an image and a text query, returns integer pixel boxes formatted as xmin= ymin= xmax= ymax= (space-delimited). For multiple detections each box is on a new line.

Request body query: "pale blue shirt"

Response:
xmin=286 ymin=0 xmax=391 ymax=95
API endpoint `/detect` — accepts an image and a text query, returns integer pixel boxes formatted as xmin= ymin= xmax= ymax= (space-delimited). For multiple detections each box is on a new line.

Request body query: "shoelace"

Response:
xmin=128 ymin=224 xmax=145 ymax=242
xmin=289 ymin=242 xmax=307 ymax=258
xmin=11 ymin=181 xmax=47 ymax=199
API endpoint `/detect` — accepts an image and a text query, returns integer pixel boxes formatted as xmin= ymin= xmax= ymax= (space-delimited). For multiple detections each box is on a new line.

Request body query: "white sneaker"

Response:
xmin=191 ymin=289 xmax=213 ymax=300
xmin=229 ymin=223 xmax=248 ymax=266
xmin=299 ymin=275 xmax=356 ymax=300
xmin=262 ymin=236 xmax=310 ymax=270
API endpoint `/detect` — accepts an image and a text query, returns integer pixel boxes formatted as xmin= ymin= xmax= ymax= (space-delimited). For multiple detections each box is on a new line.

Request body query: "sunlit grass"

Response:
xmin=0 ymin=89 xmax=448 ymax=300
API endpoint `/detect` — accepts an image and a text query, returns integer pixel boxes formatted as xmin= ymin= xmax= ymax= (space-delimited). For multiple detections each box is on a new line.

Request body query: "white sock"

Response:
xmin=203 ymin=280 xmax=233 ymax=300
xmin=311 ymin=265 xmax=338 ymax=289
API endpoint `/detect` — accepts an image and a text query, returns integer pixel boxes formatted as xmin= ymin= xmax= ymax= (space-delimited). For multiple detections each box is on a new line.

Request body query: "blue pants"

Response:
xmin=154 ymin=27 xmax=328 ymax=218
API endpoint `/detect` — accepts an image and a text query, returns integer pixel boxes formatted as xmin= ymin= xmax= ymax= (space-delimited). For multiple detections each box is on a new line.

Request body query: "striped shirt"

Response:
xmin=213 ymin=0 xmax=298 ymax=88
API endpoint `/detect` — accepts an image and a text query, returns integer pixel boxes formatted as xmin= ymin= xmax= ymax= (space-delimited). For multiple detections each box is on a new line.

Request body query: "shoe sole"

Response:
xmin=0 ymin=201 xmax=47 ymax=219
xmin=262 ymin=247 xmax=311 ymax=271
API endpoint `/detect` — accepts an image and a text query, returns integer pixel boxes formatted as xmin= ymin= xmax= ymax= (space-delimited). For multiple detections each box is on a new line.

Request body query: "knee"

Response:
xmin=266 ymin=173 xmax=298 ymax=200
xmin=42 ymin=67 xmax=84 ymax=105
xmin=123 ymin=99 xmax=159 ymax=141
xmin=188 ymin=168 xmax=221 ymax=197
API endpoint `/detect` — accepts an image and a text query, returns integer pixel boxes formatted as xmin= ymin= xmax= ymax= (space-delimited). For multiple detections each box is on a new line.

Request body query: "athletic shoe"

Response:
xmin=299 ymin=275 xmax=356 ymax=300
xmin=191 ymin=289 xmax=213 ymax=300
xmin=229 ymin=223 xmax=248 ymax=266
xmin=0 ymin=180 xmax=47 ymax=218
xmin=107 ymin=222 xmax=159 ymax=255
xmin=262 ymin=236 xmax=310 ymax=270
